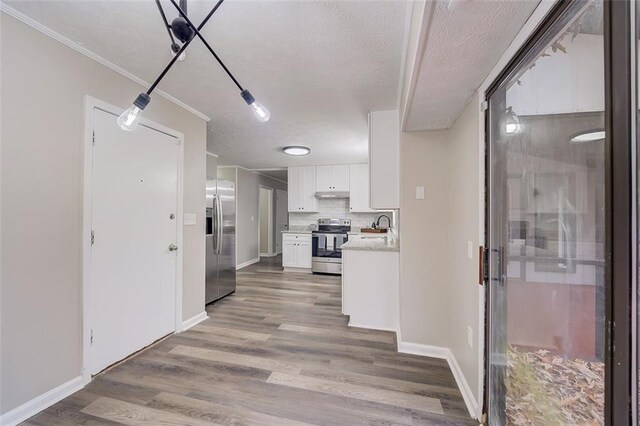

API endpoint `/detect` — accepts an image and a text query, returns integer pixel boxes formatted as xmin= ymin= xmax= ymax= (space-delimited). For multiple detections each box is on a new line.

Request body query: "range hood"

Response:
xmin=315 ymin=191 xmax=350 ymax=199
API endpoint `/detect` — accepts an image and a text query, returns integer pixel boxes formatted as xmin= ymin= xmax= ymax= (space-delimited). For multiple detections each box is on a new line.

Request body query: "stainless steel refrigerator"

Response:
xmin=205 ymin=169 xmax=236 ymax=304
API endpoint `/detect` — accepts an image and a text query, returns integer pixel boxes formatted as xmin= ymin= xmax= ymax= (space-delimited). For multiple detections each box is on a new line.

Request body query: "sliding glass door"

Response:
xmin=486 ymin=1 xmax=607 ymax=424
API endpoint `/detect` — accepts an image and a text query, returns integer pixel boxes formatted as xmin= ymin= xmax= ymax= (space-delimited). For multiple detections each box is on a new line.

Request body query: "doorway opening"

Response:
xmin=259 ymin=187 xmax=274 ymax=257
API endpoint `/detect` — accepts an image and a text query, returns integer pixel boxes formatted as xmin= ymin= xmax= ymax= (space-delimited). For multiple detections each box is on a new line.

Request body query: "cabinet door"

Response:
xmin=297 ymin=242 xmax=312 ymax=268
xmin=331 ymin=165 xmax=350 ymax=191
xmin=300 ymin=166 xmax=318 ymax=212
xmin=282 ymin=240 xmax=296 ymax=267
xmin=316 ymin=166 xmax=332 ymax=192
xmin=287 ymin=167 xmax=300 ymax=212
xmin=349 ymin=164 xmax=374 ymax=212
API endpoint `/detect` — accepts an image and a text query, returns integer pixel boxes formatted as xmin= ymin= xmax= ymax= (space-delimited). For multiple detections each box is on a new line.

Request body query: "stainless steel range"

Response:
xmin=312 ymin=219 xmax=351 ymax=275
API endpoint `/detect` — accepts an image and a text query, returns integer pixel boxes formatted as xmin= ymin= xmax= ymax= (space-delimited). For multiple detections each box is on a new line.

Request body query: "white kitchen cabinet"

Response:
xmin=316 ymin=165 xmax=349 ymax=192
xmin=369 ymin=110 xmax=399 ymax=209
xmin=287 ymin=166 xmax=318 ymax=212
xmin=349 ymin=164 xmax=374 ymax=212
xmin=282 ymin=234 xmax=312 ymax=270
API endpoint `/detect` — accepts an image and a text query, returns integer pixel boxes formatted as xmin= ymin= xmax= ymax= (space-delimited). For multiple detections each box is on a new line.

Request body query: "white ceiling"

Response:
xmin=403 ymin=0 xmax=540 ymax=131
xmin=4 ymin=0 xmax=408 ymax=169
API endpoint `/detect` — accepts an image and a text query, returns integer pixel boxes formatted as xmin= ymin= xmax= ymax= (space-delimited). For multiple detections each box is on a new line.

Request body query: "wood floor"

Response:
xmin=23 ymin=256 xmax=476 ymax=425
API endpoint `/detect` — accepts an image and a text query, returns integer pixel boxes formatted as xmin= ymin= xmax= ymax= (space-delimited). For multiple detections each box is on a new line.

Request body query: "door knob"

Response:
xmin=169 ymin=244 xmax=178 ymax=252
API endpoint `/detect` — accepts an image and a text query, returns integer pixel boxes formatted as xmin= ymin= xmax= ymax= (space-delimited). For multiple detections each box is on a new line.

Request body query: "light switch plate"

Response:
xmin=416 ymin=186 xmax=425 ymax=200
xmin=183 ymin=213 xmax=197 ymax=226
xmin=467 ymin=241 xmax=473 ymax=259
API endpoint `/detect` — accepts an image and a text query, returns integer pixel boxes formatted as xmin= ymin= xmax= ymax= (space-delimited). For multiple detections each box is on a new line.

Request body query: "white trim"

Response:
xmin=206 ymin=151 xmax=219 ymax=158
xmin=258 ymin=186 xmax=274 ymax=256
xmin=259 ymin=252 xmax=278 ymax=257
xmin=398 ymin=341 xmax=479 ymax=419
xmin=82 ymin=96 xmax=184 ymax=381
xmin=181 ymin=311 xmax=209 ymax=332
xmin=0 ymin=4 xmax=210 ymax=123
xmin=0 ymin=376 xmax=85 ymax=426
xmin=236 ymin=257 xmax=260 ymax=270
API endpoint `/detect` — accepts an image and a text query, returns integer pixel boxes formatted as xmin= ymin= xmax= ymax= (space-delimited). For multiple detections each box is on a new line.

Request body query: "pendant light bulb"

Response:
xmin=171 ymin=43 xmax=186 ymax=62
xmin=241 ymin=89 xmax=270 ymax=123
xmin=118 ymin=93 xmax=151 ymax=131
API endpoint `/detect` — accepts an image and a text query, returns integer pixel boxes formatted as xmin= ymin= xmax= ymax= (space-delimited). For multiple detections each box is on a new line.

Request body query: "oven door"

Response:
xmin=312 ymin=233 xmax=348 ymax=259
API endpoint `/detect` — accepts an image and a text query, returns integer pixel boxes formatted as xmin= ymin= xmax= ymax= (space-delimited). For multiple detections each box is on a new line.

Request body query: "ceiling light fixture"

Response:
xmin=505 ymin=106 xmax=523 ymax=134
xmin=570 ymin=130 xmax=605 ymax=143
xmin=118 ymin=0 xmax=270 ymax=131
xmin=283 ymin=146 xmax=311 ymax=156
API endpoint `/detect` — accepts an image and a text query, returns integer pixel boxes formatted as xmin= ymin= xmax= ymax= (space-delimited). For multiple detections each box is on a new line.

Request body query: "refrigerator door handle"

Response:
xmin=216 ymin=193 xmax=223 ymax=255
xmin=212 ymin=195 xmax=219 ymax=253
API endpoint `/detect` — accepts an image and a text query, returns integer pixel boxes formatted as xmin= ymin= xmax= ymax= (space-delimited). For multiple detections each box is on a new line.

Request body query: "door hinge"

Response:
xmin=481 ymin=101 xmax=488 ymax=112
xmin=90 ymin=329 xmax=94 ymax=345
xmin=91 ymin=230 xmax=95 ymax=245
xmin=92 ymin=131 xmax=96 ymax=145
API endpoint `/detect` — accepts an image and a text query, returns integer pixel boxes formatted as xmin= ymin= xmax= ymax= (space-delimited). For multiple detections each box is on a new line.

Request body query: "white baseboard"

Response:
xmin=398 ymin=341 xmax=479 ymax=419
xmin=236 ymin=257 xmax=260 ymax=270
xmin=259 ymin=252 xmax=278 ymax=257
xmin=0 ymin=375 xmax=85 ymax=426
xmin=181 ymin=311 xmax=208 ymax=332
xmin=347 ymin=321 xmax=399 ymax=334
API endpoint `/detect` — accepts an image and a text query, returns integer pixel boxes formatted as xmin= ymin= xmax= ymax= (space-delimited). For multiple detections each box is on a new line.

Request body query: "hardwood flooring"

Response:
xmin=22 ymin=256 xmax=476 ymax=425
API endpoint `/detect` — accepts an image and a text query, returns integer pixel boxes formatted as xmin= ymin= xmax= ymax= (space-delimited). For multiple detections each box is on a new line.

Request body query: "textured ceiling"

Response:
xmin=404 ymin=0 xmax=540 ymax=131
xmin=5 ymin=0 xmax=408 ymax=169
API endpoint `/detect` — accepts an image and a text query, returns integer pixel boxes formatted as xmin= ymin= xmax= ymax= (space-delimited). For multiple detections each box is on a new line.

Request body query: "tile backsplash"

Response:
xmin=288 ymin=198 xmax=389 ymax=230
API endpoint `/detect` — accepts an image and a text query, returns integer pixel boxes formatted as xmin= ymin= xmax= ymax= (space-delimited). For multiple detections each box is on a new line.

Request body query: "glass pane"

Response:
xmin=487 ymin=1 xmax=605 ymax=424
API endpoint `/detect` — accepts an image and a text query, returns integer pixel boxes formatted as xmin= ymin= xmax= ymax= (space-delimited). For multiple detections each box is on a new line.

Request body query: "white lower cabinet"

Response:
xmin=282 ymin=234 xmax=312 ymax=269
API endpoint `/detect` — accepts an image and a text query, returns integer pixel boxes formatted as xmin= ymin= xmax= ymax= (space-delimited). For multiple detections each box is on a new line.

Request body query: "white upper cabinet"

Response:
xmin=316 ymin=165 xmax=349 ymax=192
xmin=369 ymin=110 xmax=400 ymax=209
xmin=349 ymin=164 xmax=374 ymax=212
xmin=288 ymin=166 xmax=318 ymax=212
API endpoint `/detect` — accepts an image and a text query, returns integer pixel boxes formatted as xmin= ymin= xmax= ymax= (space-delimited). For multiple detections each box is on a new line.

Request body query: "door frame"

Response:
xmin=258 ymin=186 xmax=274 ymax=257
xmin=481 ymin=0 xmax=637 ymax=424
xmin=81 ymin=96 xmax=185 ymax=383
xmin=275 ymin=188 xmax=288 ymax=255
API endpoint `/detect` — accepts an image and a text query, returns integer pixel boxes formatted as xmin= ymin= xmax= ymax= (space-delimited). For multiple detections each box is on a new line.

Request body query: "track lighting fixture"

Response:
xmin=118 ymin=0 xmax=270 ymax=131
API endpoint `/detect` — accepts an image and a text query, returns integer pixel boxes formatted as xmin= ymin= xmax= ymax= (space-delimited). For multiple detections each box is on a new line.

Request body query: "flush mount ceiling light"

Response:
xmin=283 ymin=146 xmax=311 ymax=156
xmin=118 ymin=0 xmax=270 ymax=131
xmin=570 ymin=130 xmax=605 ymax=144
xmin=505 ymin=106 xmax=523 ymax=134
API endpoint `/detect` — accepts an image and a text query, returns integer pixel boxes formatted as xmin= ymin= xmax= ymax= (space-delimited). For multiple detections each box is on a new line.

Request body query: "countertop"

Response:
xmin=281 ymin=227 xmax=313 ymax=234
xmin=341 ymin=237 xmax=399 ymax=252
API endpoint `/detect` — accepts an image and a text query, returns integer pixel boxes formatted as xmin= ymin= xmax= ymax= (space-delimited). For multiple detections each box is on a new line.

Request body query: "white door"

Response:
xmin=300 ymin=166 xmax=317 ymax=212
xmin=90 ymin=108 xmax=178 ymax=375
xmin=275 ymin=189 xmax=288 ymax=254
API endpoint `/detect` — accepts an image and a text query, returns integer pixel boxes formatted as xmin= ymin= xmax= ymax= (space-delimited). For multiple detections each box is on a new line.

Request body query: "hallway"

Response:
xmin=22 ymin=257 xmax=474 ymax=425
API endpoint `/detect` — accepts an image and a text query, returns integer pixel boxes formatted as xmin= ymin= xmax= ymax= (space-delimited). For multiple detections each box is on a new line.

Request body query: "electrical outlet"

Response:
xmin=467 ymin=241 xmax=473 ymax=259
xmin=467 ymin=326 xmax=473 ymax=348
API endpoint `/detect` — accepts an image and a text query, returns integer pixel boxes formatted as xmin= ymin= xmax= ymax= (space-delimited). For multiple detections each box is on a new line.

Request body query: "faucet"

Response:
xmin=376 ymin=214 xmax=391 ymax=229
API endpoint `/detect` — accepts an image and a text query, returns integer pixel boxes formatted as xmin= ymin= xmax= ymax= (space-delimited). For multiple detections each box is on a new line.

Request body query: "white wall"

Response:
xmin=1 ymin=13 xmax=207 ymax=415
xmin=399 ymin=130 xmax=451 ymax=348
xmin=398 ymin=103 xmax=482 ymax=410
xmin=446 ymin=93 xmax=482 ymax=405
